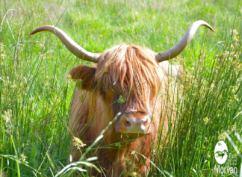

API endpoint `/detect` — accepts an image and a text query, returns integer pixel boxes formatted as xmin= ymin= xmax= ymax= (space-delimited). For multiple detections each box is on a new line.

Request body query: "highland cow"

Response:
xmin=30 ymin=20 xmax=214 ymax=176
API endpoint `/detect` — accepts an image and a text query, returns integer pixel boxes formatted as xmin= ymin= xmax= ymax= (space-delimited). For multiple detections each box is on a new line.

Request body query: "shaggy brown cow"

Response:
xmin=30 ymin=20 xmax=214 ymax=176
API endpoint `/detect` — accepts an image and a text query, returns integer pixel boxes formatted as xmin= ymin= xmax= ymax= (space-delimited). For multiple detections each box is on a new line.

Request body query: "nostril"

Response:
xmin=125 ymin=120 xmax=131 ymax=127
xmin=142 ymin=119 xmax=148 ymax=126
xmin=141 ymin=119 xmax=149 ymax=129
xmin=141 ymin=119 xmax=149 ymax=131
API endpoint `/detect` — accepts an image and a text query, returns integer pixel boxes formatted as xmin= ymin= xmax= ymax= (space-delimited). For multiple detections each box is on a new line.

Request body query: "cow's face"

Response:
xmin=68 ymin=45 xmax=164 ymax=135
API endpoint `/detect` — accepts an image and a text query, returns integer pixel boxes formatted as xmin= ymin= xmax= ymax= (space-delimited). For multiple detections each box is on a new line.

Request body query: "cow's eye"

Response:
xmin=117 ymin=95 xmax=126 ymax=104
xmin=139 ymin=111 xmax=148 ymax=115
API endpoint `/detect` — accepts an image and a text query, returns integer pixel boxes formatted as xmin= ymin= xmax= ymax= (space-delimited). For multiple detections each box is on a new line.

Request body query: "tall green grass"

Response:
xmin=0 ymin=0 xmax=241 ymax=176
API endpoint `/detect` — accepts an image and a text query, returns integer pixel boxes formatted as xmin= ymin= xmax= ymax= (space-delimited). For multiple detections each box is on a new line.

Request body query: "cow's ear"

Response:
xmin=66 ymin=65 xmax=97 ymax=90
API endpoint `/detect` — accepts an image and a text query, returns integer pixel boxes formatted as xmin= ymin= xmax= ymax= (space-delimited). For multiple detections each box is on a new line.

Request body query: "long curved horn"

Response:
xmin=30 ymin=26 xmax=100 ymax=63
xmin=156 ymin=20 xmax=214 ymax=62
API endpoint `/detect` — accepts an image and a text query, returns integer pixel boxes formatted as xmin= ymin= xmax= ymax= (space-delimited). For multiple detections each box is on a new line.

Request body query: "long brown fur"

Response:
xmin=69 ymin=44 xmax=179 ymax=176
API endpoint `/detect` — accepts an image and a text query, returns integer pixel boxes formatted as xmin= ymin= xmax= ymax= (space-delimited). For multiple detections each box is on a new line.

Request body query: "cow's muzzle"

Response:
xmin=115 ymin=112 xmax=151 ymax=134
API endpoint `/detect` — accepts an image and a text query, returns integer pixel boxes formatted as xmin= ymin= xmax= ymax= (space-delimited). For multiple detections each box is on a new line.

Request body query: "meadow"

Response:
xmin=0 ymin=0 xmax=242 ymax=176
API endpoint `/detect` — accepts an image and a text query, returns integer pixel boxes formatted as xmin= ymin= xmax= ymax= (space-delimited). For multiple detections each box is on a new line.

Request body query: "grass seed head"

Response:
xmin=73 ymin=137 xmax=86 ymax=150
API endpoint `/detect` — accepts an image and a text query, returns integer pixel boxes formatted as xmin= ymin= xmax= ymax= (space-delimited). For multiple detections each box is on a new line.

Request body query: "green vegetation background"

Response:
xmin=0 ymin=0 xmax=241 ymax=176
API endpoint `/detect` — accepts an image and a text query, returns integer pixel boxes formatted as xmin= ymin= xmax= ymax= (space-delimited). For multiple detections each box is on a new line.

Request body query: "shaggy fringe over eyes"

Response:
xmin=95 ymin=44 xmax=165 ymax=111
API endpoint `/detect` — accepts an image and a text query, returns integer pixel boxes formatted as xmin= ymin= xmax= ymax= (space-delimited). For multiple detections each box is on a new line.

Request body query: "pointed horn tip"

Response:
xmin=199 ymin=21 xmax=215 ymax=32
xmin=30 ymin=29 xmax=39 ymax=35
xmin=206 ymin=24 xmax=215 ymax=32
xmin=29 ymin=26 xmax=53 ymax=35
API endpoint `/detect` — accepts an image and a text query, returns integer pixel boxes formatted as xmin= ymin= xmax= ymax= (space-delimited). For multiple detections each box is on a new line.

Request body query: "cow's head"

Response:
xmin=30 ymin=21 xmax=214 ymax=135
xmin=67 ymin=45 xmax=162 ymax=135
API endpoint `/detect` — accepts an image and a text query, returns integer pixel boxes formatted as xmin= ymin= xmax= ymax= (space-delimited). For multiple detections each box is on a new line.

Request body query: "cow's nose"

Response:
xmin=117 ymin=115 xmax=150 ymax=134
